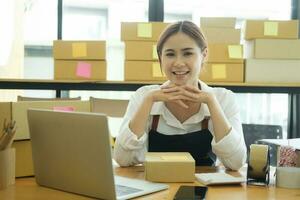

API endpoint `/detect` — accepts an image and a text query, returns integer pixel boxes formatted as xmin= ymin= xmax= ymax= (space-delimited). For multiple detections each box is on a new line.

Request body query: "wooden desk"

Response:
xmin=0 ymin=166 xmax=299 ymax=200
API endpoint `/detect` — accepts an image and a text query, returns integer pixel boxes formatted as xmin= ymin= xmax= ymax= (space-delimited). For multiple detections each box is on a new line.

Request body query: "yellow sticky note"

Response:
xmin=228 ymin=45 xmax=243 ymax=59
xmin=152 ymin=62 xmax=163 ymax=77
xmin=137 ymin=23 xmax=152 ymax=38
xmin=160 ymin=155 xmax=187 ymax=161
xmin=264 ymin=21 xmax=278 ymax=36
xmin=152 ymin=44 xmax=158 ymax=59
xmin=212 ymin=64 xmax=226 ymax=79
xmin=72 ymin=42 xmax=87 ymax=58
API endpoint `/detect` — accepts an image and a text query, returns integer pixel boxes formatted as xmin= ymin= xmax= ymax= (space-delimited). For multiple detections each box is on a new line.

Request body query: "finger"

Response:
xmin=176 ymin=100 xmax=189 ymax=108
xmin=161 ymin=86 xmax=181 ymax=93
xmin=160 ymin=82 xmax=176 ymax=89
xmin=183 ymin=85 xmax=200 ymax=93
xmin=169 ymin=95 xmax=195 ymax=102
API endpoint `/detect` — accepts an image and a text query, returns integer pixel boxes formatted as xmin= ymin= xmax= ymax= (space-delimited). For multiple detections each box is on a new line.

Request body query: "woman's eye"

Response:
xmin=165 ymin=53 xmax=174 ymax=57
xmin=184 ymin=52 xmax=193 ymax=56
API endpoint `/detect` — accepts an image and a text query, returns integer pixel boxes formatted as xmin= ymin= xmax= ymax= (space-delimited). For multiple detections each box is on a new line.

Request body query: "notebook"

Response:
xmin=195 ymin=172 xmax=246 ymax=185
xmin=27 ymin=109 xmax=168 ymax=200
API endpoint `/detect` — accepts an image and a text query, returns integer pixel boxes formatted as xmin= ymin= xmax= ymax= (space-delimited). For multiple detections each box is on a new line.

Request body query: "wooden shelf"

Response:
xmin=0 ymin=79 xmax=300 ymax=94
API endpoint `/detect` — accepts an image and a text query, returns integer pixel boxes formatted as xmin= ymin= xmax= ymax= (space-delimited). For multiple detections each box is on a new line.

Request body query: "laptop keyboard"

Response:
xmin=115 ymin=184 xmax=143 ymax=196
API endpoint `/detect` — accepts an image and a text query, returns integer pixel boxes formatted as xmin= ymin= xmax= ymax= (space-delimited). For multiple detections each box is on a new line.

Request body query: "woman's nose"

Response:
xmin=174 ymin=57 xmax=185 ymax=67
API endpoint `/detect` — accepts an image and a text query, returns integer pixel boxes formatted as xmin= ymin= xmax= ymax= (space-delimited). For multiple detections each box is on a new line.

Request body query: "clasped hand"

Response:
xmin=149 ymin=84 xmax=212 ymax=108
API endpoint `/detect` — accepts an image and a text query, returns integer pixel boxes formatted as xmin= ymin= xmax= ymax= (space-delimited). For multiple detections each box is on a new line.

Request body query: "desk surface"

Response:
xmin=0 ymin=166 xmax=300 ymax=200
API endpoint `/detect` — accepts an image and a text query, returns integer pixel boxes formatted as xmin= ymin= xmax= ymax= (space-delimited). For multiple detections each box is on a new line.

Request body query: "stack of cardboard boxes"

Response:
xmin=199 ymin=17 xmax=244 ymax=83
xmin=122 ymin=22 xmax=169 ymax=81
xmin=53 ymin=40 xmax=106 ymax=80
xmin=0 ymin=101 xmax=90 ymax=177
xmin=244 ymin=20 xmax=300 ymax=83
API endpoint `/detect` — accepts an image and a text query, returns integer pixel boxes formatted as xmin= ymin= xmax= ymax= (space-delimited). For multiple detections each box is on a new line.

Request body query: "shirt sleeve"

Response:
xmin=210 ymin=89 xmax=247 ymax=170
xmin=113 ymin=86 xmax=152 ymax=167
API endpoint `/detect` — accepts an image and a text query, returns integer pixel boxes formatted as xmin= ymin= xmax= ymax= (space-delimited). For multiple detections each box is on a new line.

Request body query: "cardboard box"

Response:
xmin=125 ymin=61 xmax=167 ymax=81
xmin=145 ymin=152 xmax=195 ymax=182
xmin=245 ymin=59 xmax=300 ymax=83
xmin=12 ymin=140 xmax=34 ymax=177
xmin=244 ymin=39 xmax=300 ymax=59
xmin=121 ymin=22 xmax=169 ymax=41
xmin=54 ymin=60 xmax=106 ymax=80
xmin=125 ymin=41 xmax=158 ymax=61
xmin=53 ymin=40 xmax=106 ymax=60
xmin=200 ymin=17 xmax=236 ymax=28
xmin=244 ymin=20 xmax=299 ymax=40
xmin=208 ymin=44 xmax=244 ymax=63
xmin=200 ymin=63 xmax=244 ymax=83
xmin=0 ymin=103 xmax=12 ymax=138
xmin=202 ymin=27 xmax=241 ymax=44
xmin=12 ymin=100 xmax=91 ymax=140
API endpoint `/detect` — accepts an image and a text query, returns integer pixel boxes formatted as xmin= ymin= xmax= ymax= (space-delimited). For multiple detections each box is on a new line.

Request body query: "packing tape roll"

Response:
xmin=276 ymin=167 xmax=300 ymax=189
xmin=248 ymin=144 xmax=269 ymax=179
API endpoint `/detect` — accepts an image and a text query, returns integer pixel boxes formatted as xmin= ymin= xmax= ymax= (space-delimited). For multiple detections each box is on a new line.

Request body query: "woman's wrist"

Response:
xmin=205 ymin=92 xmax=217 ymax=107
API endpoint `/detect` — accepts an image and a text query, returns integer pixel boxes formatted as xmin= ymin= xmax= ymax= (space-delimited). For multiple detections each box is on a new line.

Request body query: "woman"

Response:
xmin=114 ymin=21 xmax=246 ymax=170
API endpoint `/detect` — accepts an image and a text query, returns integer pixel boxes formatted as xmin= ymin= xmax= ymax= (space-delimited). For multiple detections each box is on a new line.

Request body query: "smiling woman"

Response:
xmin=114 ymin=21 xmax=247 ymax=170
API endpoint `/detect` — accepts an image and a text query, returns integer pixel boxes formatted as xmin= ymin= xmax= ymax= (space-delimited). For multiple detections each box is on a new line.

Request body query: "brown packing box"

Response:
xmin=202 ymin=27 xmax=241 ymax=44
xmin=145 ymin=152 xmax=195 ymax=182
xmin=125 ymin=61 xmax=167 ymax=81
xmin=200 ymin=17 xmax=236 ymax=28
xmin=200 ymin=63 xmax=244 ymax=83
xmin=53 ymin=40 xmax=106 ymax=60
xmin=245 ymin=59 xmax=300 ymax=83
xmin=12 ymin=100 xmax=91 ymax=140
xmin=125 ymin=41 xmax=158 ymax=61
xmin=121 ymin=22 xmax=169 ymax=41
xmin=12 ymin=140 xmax=34 ymax=177
xmin=0 ymin=102 xmax=12 ymax=138
xmin=244 ymin=20 xmax=299 ymax=40
xmin=244 ymin=39 xmax=300 ymax=59
xmin=208 ymin=44 xmax=244 ymax=63
xmin=54 ymin=60 xmax=106 ymax=80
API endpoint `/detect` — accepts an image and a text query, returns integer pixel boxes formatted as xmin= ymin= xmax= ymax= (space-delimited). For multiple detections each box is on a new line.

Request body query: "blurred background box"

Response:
xmin=12 ymin=100 xmax=91 ymax=140
xmin=245 ymin=59 xmax=300 ymax=83
xmin=53 ymin=40 xmax=106 ymax=60
xmin=124 ymin=61 xmax=166 ymax=81
xmin=243 ymin=20 xmax=299 ymax=40
xmin=202 ymin=27 xmax=241 ymax=44
xmin=200 ymin=17 xmax=236 ymax=28
xmin=121 ymin=22 xmax=169 ymax=41
xmin=244 ymin=39 xmax=300 ymax=59
xmin=201 ymin=63 xmax=244 ymax=83
xmin=125 ymin=41 xmax=158 ymax=61
xmin=54 ymin=60 xmax=106 ymax=80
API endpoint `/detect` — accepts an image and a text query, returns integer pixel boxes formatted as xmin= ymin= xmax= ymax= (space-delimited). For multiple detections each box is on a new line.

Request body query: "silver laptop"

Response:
xmin=27 ymin=109 xmax=168 ymax=200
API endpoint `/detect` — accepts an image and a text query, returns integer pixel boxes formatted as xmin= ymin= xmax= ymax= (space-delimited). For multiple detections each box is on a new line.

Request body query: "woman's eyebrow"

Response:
xmin=164 ymin=49 xmax=174 ymax=52
xmin=181 ymin=47 xmax=194 ymax=51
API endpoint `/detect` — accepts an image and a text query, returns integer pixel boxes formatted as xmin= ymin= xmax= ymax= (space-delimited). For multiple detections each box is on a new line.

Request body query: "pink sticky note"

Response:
xmin=76 ymin=62 xmax=91 ymax=78
xmin=53 ymin=106 xmax=75 ymax=112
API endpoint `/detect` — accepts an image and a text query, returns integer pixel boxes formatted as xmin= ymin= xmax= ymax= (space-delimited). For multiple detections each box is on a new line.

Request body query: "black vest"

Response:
xmin=148 ymin=115 xmax=216 ymax=166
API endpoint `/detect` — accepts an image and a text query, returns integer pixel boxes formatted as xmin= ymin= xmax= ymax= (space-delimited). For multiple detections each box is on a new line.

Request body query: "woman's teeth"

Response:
xmin=172 ymin=71 xmax=189 ymax=75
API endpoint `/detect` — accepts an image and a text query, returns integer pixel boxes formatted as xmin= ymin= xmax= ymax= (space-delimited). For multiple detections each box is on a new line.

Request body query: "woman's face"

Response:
xmin=160 ymin=32 xmax=205 ymax=86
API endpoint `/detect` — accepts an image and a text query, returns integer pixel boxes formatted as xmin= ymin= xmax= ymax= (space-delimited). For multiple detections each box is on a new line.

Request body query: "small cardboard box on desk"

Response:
xmin=144 ymin=152 xmax=195 ymax=182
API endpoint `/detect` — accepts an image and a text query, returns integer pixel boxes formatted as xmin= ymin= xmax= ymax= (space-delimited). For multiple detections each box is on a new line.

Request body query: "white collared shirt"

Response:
xmin=114 ymin=80 xmax=247 ymax=170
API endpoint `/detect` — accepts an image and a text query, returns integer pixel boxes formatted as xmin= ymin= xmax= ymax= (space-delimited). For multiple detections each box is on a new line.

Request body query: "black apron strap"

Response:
xmin=151 ymin=115 xmax=160 ymax=131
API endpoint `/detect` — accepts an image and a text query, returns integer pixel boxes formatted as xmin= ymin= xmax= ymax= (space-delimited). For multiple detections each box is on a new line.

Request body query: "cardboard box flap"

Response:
xmin=145 ymin=152 xmax=195 ymax=163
